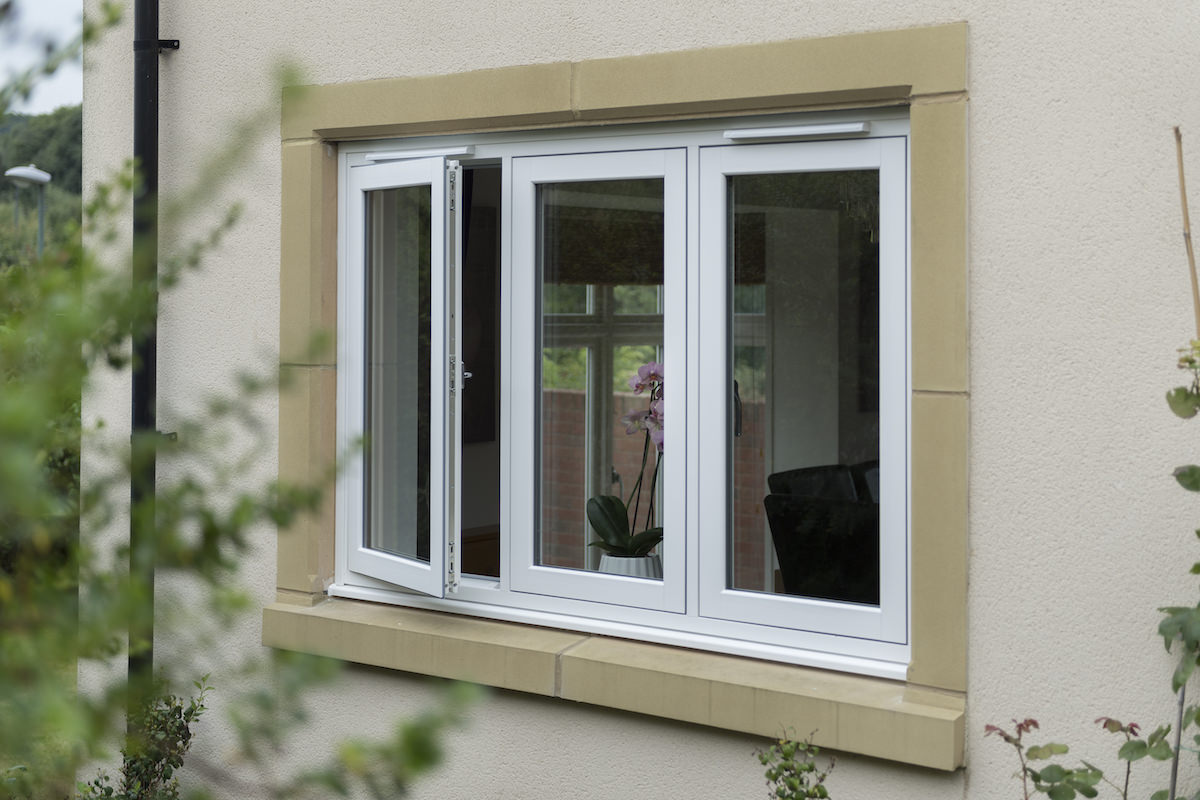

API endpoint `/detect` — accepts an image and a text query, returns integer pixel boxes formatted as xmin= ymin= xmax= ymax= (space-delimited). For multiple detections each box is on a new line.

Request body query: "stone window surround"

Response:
xmin=264 ymin=21 xmax=968 ymax=771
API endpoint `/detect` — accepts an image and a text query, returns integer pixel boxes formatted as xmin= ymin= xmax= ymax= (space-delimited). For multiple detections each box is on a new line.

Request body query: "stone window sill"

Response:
xmin=262 ymin=597 xmax=963 ymax=770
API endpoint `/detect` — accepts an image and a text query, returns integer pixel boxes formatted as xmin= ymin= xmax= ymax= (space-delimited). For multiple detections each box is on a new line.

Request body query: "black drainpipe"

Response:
xmin=129 ymin=0 xmax=177 ymax=712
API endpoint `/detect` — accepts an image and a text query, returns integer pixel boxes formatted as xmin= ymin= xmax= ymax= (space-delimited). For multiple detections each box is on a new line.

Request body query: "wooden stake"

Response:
xmin=1174 ymin=126 xmax=1200 ymax=340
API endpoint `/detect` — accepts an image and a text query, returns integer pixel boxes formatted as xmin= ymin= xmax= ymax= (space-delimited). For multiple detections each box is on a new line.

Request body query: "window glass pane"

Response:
xmin=727 ymin=170 xmax=881 ymax=606
xmin=540 ymin=346 xmax=589 ymax=569
xmin=364 ymin=185 xmax=431 ymax=562
xmin=544 ymin=284 xmax=588 ymax=314
xmin=611 ymin=343 xmax=663 ymax=544
xmin=613 ymin=284 xmax=659 ymax=315
xmin=460 ymin=166 xmax=503 ymax=578
xmin=537 ymin=179 xmax=665 ymax=573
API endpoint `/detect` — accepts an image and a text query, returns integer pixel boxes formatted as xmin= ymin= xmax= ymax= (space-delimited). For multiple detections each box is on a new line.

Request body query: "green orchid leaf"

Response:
xmin=1167 ymin=387 xmax=1200 ymax=419
xmin=627 ymin=527 xmax=664 ymax=556
xmin=586 ymin=495 xmax=630 ymax=550
xmin=1175 ymin=465 xmax=1200 ymax=492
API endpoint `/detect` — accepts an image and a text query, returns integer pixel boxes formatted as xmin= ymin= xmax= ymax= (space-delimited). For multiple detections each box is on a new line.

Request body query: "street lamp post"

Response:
xmin=4 ymin=164 xmax=52 ymax=259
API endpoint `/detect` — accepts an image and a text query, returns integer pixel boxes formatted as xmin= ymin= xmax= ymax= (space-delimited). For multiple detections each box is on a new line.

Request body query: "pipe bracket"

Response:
xmin=133 ymin=39 xmax=180 ymax=52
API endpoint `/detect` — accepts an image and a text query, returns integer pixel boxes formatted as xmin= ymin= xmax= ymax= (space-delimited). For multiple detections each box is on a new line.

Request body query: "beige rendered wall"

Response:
xmin=82 ymin=1 xmax=1200 ymax=798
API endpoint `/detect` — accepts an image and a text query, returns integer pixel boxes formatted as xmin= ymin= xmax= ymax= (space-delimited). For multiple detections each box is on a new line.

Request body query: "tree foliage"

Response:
xmin=0 ymin=4 xmax=475 ymax=798
xmin=0 ymin=105 xmax=83 ymax=194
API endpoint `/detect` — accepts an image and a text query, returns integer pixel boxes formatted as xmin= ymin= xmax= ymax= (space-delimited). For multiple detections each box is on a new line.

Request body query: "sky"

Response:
xmin=1 ymin=0 xmax=84 ymax=115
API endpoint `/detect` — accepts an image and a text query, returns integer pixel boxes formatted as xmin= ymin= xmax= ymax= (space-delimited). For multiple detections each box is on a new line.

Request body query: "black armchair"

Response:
xmin=763 ymin=463 xmax=880 ymax=606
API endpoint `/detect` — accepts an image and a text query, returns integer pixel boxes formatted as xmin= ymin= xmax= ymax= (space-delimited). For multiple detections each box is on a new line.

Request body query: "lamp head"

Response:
xmin=5 ymin=164 xmax=51 ymax=187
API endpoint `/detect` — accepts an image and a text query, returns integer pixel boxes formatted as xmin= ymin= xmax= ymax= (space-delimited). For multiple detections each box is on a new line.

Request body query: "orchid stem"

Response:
xmin=628 ymin=430 xmax=650 ymax=535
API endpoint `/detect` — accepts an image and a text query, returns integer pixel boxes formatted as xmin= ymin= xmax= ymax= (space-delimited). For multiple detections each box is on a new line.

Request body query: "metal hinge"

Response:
xmin=446 ymin=538 xmax=459 ymax=593
xmin=448 ymin=167 xmax=456 ymax=212
xmin=449 ymin=354 xmax=457 ymax=394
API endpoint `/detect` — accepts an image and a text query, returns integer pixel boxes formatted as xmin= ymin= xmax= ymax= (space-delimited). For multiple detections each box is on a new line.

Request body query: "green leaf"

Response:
xmin=1175 ymin=465 xmax=1200 ymax=492
xmin=1167 ymin=387 xmax=1200 ymax=418
xmin=1147 ymin=724 xmax=1172 ymax=746
xmin=1182 ymin=612 xmax=1200 ymax=648
xmin=627 ymin=527 xmax=664 ymax=555
xmin=1046 ymin=784 xmax=1075 ymax=800
xmin=1026 ymin=743 xmax=1067 ymax=760
xmin=1148 ymin=738 xmax=1174 ymax=760
xmin=1161 ymin=607 xmax=1194 ymax=648
xmin=1150 ymin=790 xmax=1169 ymax=800
xmin=585 ymin=495 xmax=630 ymax=551
xmin=1118 ymin=739 xmax=1148 ymax=761
xmin=1039 ymin=764 xmax=1067 ymax=782
xmin=1175 ymin=655 xmax=1197 ymax=692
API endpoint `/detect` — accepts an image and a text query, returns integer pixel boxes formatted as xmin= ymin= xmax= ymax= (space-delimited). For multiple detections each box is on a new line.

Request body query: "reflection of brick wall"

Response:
xmin=541 ymin=390 xmax=587 ymax=568
xmin=541 ymin=389 xmax=770 ymax=589
xmin=732 ymin=401 xmax=768 ymax=591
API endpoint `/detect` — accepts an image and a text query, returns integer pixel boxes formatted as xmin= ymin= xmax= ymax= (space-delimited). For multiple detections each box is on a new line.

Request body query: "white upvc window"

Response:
xmin=333 ymin=113 xmax=912 ymax=677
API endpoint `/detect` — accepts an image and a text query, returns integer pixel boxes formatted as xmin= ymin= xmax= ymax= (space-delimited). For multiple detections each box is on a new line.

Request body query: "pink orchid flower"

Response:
xmin=620 ymin=408 xmax=647 ymax=434
xmin=628 ymin=361 xmax=664 ymax=394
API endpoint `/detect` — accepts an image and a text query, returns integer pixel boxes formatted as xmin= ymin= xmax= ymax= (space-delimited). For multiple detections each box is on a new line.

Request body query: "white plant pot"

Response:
xmin=598 ymin=553 xmax=662 ymax=580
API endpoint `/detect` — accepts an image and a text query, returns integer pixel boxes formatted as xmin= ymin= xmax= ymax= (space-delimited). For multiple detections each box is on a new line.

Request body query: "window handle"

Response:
xmin=733 ymin=380 xmax=743 ymax=438
xmin=462 ymin=361 xmax=473 ymax=381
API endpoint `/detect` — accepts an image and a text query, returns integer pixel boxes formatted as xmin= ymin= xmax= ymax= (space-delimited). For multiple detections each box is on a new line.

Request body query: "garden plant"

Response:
xmin=986 ymin=128 xmax=1200 ymax=800
xmin=0 ymin=3 xmax=475 ymax=797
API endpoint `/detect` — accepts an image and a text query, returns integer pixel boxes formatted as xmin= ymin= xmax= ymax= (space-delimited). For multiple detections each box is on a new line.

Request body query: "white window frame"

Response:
xmin=509 ymin=148 xmax=687 ymax=612
xmin=331 ymin=112 xmax=913 ymax=677
xmin=695 ymin=137 xmax=909 ymax=644
xmin=338 ymin=155 xmax=461 ymax=598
